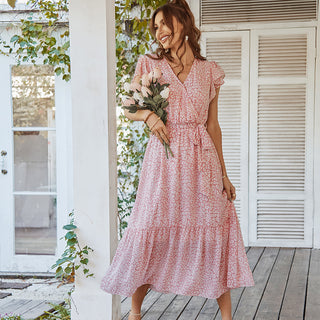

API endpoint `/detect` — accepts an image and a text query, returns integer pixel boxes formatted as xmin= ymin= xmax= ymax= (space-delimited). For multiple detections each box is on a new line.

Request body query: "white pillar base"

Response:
xmin=71 ymin=291 xmax=121 ymax=320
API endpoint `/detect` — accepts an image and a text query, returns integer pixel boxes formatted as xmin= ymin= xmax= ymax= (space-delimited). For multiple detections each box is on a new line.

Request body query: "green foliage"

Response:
xmin=1 ymin=0 xmax=70 ymax=81
xmin=39 ymin=300 xmax=71 ymax=319
xmin=51 ymin=210 xmax=94 ymax=284
xmin=7 ymin=0 xmax=17 ymax=9
xmin=0 ymin=315 xmax=22 ymax=320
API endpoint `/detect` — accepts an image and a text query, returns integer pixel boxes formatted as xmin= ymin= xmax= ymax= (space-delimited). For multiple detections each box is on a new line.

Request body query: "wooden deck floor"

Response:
xmin=120 ymin=247 xmax=320 ymax=320
xmin=0 ymin=247 xmax=318 ymax=319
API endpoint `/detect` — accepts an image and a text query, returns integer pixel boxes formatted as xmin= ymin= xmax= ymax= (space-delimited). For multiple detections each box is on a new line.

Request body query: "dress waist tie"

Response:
xmin=168 ymin=122 xmax=214 ymax=199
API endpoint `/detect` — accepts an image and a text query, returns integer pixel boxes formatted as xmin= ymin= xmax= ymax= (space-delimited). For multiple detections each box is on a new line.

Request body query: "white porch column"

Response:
xmin=69 ymin=0 xmax=119 ymax=319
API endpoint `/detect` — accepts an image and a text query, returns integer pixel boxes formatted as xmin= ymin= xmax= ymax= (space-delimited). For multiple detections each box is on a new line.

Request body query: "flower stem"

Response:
xmin=163 ymin=141 xmax=174 ymax=159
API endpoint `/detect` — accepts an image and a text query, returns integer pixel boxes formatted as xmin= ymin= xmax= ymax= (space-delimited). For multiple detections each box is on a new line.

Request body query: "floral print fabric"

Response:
xmin=100 ymin=54 xmax=255 ymax=299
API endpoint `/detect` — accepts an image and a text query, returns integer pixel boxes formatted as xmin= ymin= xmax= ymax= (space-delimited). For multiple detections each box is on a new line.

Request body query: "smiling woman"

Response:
xmin=100 ymin=1 xmax=255 ymax=319
xmin=148 ymin=0 xmax=206 ymax=80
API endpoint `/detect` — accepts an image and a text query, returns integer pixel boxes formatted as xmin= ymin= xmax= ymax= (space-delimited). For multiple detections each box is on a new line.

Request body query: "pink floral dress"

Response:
xmin=100 ymin=54 xmax=255 ymax=299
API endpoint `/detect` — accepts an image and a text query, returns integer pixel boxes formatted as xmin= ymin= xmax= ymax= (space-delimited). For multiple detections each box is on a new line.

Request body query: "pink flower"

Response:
xmin=130 ymin=81 xmax=141 ymax=92
xmin=153 ymin=67 xmax=162 ymax=80
xmin=141 ymin=86 xmax=152 ymax=97
xmin=148 ymin=67 xmax=163 ymax=82
xmin=141 ymin=73 xmax=150 ymax=86
xmin=133 ymin=75 xmax=141 ymax=83
xmin=123 ymin=98 xmax=135 ymax=106
xmin=148 ymin=72 xmax=153 ymax=82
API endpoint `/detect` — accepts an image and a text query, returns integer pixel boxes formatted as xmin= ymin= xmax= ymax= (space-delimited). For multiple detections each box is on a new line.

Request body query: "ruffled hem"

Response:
xmin=101 ymin=279 xmax=254 ymax=300
xmin=100 ymin=208 xmax=255 ymax=298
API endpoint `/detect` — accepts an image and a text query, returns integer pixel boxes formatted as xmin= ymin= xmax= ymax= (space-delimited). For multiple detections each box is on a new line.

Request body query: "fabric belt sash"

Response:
xmin=167 ymin=121 xmax=214 ymax=199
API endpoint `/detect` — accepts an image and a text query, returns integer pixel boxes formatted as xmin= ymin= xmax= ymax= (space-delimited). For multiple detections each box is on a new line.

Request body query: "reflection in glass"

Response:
xmin=12 ymin=65 xmax=55 ymax=127
xmin=15 ymin=195 xmax=57 ymax=255
xmin=14 ymin=131 xmax=56 ymax=192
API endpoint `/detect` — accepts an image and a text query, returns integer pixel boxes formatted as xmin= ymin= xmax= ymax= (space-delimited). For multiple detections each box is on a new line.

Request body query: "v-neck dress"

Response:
xmin=100 ymin=54 xmax=255 ymax=299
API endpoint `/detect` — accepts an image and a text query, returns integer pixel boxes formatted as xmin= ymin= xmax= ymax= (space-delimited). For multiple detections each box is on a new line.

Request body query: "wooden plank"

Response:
xmin=196 ymin=298 xmax=220 ymax=320
xmin=305 ymin=249 xmax=320 ymax=319
xmin=121 ymin=289 xmax=163 ymax=320
xmin=175 ymin=295 xmax=206 ymax=320
xmin=0 ymin=282 xmax=31 ymax=289
xmin=280 ymin=248 xmax=310 ymax=320
xmin=255 ymin=248 xmax=294 ymax=319
xmin=0 ymin=292 xmax=12 ymax=299
xmin=158 ymin=294 xmax=192 ymax=319
xmin=233 ymin=247 xmax=279 ymax=320
xmin=21 ymin=300 xmax=62 ymax=319
xmin=142 ymin=292 xmax=177 ymax=320
xmin=13 ymin=300 xmax=44 ymax=314
xmin=0 ymin=298 xmax=31 ymax=314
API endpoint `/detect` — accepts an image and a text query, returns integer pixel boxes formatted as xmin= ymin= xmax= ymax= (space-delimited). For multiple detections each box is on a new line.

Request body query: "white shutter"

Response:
xmin=200 ymin=0 xmax=317 ymax=25
xmin=249 ymin=28 xmax=315 ymax=247
xmin=201 ymin=31 xmax=250 ymax=244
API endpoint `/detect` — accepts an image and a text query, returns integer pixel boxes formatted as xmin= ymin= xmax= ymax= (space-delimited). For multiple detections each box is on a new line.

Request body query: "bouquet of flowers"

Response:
xmin=121 ymin=66 xmax=174 ymax=159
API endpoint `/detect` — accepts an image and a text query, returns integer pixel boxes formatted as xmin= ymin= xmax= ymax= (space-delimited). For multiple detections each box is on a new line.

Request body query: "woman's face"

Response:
xmin=154 ymin=10 xmax=183 ymax=52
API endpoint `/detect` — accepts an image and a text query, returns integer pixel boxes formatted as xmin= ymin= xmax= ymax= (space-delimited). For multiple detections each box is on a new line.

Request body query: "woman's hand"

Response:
xmin=223 ymin=175 xmax=236 ymax=202
xmin=146 ymin=112 xmax=170 ymax=145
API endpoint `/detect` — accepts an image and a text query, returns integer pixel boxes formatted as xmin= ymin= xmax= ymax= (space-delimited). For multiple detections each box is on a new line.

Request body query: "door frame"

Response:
xmin=0 ymin=53 xmax=73 ymax=272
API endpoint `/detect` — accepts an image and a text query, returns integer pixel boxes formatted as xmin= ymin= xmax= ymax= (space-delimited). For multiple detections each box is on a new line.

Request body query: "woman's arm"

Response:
xmin=123 ymin=108 xmax=170 ymax=145
xmin=206 ymin=87 xmax=236 ymax=202
xmin=206 ymin=87 xmax=227 ymax=177
xmin=123 ymin=108 xmax=152 ymax=122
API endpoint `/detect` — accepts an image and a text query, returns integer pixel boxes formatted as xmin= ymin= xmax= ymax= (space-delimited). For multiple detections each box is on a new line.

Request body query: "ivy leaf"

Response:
xmin=80 ymin=258 xmax=88 ymax=265
xmin=63 ymin=224 xmax=77 ymax=230
xmin=7 ymin=0 xmax=17 ymax=9
xmin=67 ymin=238 xmax=77 ymax=246
xmin=10 ymin=35 xmax=19 ymax=42
xmin=65 ymin=231 xmax=76 ymax=240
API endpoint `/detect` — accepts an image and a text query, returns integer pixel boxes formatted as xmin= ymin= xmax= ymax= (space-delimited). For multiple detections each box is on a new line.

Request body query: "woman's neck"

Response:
xmin=170 ymin=40 xmax=194 ymax=66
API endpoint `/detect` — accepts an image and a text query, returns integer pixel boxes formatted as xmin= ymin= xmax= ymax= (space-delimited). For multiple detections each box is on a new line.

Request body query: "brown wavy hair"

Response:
xmin=146 ymin=0 xmax=206 ymax=77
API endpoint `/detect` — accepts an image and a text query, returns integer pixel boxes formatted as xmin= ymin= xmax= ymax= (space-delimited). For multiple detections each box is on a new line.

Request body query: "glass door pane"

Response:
xmin=11 ymin=65 xmax=57 ymax=255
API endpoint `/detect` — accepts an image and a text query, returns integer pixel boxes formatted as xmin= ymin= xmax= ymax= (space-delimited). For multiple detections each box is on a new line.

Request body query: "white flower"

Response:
xmin=160 ymin=87 xmax=170 ymax=99
xmin=141 ymin=86 xmax=152 ymax=97
xmin=123 ymin=82 xmax=131 ymax=92
xmin=133 ymin=91 xmax=144 ymax=104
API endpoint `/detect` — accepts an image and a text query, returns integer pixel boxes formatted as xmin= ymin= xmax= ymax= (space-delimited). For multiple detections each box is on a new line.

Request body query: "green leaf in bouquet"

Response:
xmin=143 ymin=96 xmax=154 ymax=104
xmin=162 ymin=100 xmax=169 ymax=108
xmin=157 ymin=108 xmax=164 ymax=118
xmin=151 ymin=85 xmax=158 ymax=96
xmin=154 ymin=94 xmax=162 ymax=103
xmin=163 ymin=113 xmax=168 ymax=124
xmin=145 ymin=99 xmax=156 ymax=108
xmin=159 ymin=83 xmax=169 ymax=91
xmin=122 ymin=105 xmax=138 ymax=113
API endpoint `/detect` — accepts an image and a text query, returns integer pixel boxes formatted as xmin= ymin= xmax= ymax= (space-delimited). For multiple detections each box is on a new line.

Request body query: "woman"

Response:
xmin=101 ymin=1 xmax=255 ymax=319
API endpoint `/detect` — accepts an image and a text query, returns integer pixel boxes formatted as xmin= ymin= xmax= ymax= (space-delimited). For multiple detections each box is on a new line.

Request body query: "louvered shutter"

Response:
xmin=249 ymin=28 xmax=315 ymax=247
xmin=201 ymin=31 xmax=250 ymax=244
xmin=200 ymin=0 xmax=317 ymax=25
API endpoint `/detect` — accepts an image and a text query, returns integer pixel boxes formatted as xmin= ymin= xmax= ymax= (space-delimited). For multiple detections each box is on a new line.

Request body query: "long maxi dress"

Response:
xmin=100 ymin=54 xmax=255 ymax=299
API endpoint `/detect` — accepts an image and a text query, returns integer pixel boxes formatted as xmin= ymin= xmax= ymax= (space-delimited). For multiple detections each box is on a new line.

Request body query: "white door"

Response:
xmin=249 ymin=28 xmax=315 ymax=247
xmin=0 ymin=55 xmax=72 ymax=272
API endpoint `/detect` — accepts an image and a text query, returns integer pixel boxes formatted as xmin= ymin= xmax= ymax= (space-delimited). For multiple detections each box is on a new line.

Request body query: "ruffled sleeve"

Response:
xmin=209 ymin=61 xmax=225 ymax=102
